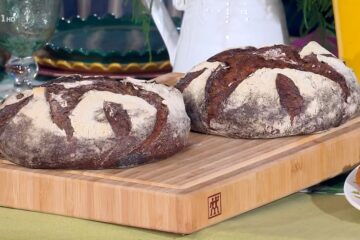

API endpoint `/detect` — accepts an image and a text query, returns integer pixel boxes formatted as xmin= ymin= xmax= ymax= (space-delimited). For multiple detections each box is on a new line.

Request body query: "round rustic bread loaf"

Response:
xmin=0 ymin=75 xmax=190 ymax=169
xmin=176 ymin=42 xmax=360 ymax=138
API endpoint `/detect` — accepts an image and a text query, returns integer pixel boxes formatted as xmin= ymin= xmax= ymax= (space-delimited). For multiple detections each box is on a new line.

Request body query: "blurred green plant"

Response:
xmin=126 ymin=0 xmax=154 ymax=61
xmin=297 ymin=0 xmax=335 ymax=36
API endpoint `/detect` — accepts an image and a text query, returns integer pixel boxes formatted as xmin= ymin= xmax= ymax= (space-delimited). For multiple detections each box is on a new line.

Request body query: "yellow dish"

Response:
xmin=35 ymin=56 xmax=172 ymax=74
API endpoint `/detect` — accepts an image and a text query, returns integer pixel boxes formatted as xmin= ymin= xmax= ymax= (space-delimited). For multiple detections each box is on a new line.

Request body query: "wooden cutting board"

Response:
xmin=0 ymin=115 xmax=360 ymax=233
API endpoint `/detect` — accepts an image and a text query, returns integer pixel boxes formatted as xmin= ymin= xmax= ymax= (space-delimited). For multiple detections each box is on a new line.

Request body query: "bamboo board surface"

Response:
xmin=0 ymin=115 xmax=360 ymax=233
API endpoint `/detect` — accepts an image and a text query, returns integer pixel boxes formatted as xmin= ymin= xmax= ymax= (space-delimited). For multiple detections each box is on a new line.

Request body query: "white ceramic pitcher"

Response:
xmin=142 ymin=0 xmax=289 ymax=72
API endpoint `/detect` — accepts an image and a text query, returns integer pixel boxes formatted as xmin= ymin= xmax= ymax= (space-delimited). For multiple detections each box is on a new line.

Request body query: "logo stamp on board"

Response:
xmin=208 ymin=192 xmax=222 ymax=219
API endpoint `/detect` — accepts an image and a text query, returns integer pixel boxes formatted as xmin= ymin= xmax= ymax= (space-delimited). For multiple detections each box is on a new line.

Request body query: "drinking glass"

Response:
xmin=0 ymin=0 xmax=61 ymax=97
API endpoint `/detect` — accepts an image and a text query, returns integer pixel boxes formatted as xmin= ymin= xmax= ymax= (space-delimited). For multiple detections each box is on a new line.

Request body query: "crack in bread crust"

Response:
xmin=0 ymin=96 xmax=32 ymax=133
xmin=103 ymin=101 xmax=132 ymax=137
xmin=176 ymin=68 xmax=206 ymax=92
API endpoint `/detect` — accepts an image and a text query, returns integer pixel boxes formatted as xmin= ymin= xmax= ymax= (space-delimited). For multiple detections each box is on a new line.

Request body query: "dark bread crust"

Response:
xmin=0 ymin=76 xmax=190 ymax=169
xmin=103 ymin=102 xmax=131 ymax=137
xmin=276 ymin=73 xmax=304 ymax=123
xmin=0 ymin=96 xmax=32 ymax=131
xmin=176 ymin=69 xmax=206 ymax=92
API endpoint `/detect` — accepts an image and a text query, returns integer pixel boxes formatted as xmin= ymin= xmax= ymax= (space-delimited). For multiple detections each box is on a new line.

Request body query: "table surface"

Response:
xmin=0 ymin=192 xmax=359 ymax=240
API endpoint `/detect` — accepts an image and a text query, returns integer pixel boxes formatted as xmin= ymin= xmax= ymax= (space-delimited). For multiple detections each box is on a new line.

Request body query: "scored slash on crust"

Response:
xmin=275 ymin=73 xmax=304 ymax=124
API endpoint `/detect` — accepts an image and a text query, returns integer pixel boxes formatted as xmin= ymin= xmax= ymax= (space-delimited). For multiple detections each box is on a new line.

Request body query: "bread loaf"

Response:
xmin=176 ymin=42 xmax=360 ymax=138
xmin=0 ymin=75 xmax=190 ymax=169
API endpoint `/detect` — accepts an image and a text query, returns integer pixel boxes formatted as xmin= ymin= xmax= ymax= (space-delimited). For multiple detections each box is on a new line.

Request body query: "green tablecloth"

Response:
xmin=0 ymin=192 xmax=359 ymax=240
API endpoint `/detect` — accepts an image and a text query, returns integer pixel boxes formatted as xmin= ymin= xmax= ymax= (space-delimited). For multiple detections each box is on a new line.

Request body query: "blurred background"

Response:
xmin=58 ymin=0 xmax=334 ymax=43
xmin=0 ymin=0 xmax=341 ymax=81
xmin=61 ymin=0 xmax=183 ymax=19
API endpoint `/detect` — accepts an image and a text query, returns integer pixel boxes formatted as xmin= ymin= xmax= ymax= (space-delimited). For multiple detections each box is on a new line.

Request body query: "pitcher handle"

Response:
xmin=142 ymin=0 xmax=179 ymax=66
